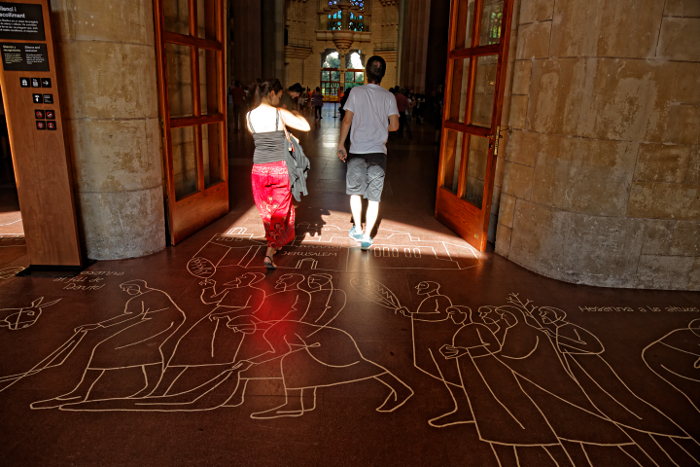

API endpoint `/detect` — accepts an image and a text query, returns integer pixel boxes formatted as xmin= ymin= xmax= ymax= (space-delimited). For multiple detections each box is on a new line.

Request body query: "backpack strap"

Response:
xmin=279 ymin=109 xmax=296 ymax=158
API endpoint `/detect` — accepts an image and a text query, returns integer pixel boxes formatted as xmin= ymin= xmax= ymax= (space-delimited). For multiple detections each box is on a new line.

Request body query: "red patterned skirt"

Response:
xmin=251 ymin=160 xmax=295 ymax=249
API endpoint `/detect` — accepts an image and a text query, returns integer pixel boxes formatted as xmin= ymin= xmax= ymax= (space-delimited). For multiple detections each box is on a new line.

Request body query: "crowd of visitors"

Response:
xmin=228 ymin=81 xmax=333 ymax=130
xmin=229 ymin=79 xmax=444 ymax=136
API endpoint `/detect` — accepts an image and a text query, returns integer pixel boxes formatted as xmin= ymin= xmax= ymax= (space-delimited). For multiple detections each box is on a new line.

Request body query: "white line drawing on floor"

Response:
xmin=0 ymin=297 xmax=61 ymax=330
xmin=7 ymin=281 xmax=187 ymax=409
xmin=642 ymin=318 xmax=700 ymax=415
xmin=195 ymin=209 xmax=481 ymax=273
xmin=0 ymin=266 xmax=25 ymax=279
xmin=351 ymin=278 xmax=472 ymax=428
xmin=1 ymin=242 xmax=697 ymax=466
xmin=9 ymin=267 xmax=414 ymax=419
xmin=224 ymin=315 xmax=414 ymax=420
xmin=350 ymin=278 xmax=700 ymax=467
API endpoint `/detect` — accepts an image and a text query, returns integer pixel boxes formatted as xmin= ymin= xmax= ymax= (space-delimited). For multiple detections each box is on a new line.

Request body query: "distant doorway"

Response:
xmin=0 ymin=88 xmax=23 ymax=239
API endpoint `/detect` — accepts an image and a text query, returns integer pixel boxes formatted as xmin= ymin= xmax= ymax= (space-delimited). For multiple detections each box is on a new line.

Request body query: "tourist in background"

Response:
xmin=279 ymin=83 xmax=303 ymax=111
xmin=312 ymin=87 xmax=324 ymax=120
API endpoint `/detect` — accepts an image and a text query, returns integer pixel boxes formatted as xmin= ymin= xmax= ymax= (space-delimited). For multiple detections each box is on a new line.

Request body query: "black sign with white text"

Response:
xmin=1 ymin=42 xmax=48 ymax=71
xmin=0 ymin=2 xmax=45 ymax=41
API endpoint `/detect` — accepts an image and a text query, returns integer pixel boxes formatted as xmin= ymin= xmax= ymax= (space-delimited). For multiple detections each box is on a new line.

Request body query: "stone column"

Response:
xmin=233 ymin=0 xmax=262 ymax=84
xmin=496 ymin=0 xmax=700 ymax=290
xmin=50 ymin=0 xmax=165 ymax=260
xmin=261 ymin=0 xmax=286 ymax=79
xmin=395 ymin=0 xmax=409 ymax=87
xmin=399 ymin=0 xmax=431 ymax=92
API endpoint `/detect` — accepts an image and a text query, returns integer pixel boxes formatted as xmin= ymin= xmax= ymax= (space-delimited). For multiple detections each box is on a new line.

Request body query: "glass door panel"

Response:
xmin=199 ymin=48 xmax=220 ymax=115
xmin=166 ymin=43 xmax=194 ymax=118
xmin=321 ymin=69 xmax=340 ymax=100
xmin=470 ymin=54 xmax=498 ymax=127
xmin=202 ymin=122 xmax=223 ymax=188
xmin=198 ymin=0 xmax=219 ymax=41
xmin=172 ymin=126 xmax=198 ymax=200
xmin=479 ymin=0 xmax=504 ymax=46
xmin=453 ymin=0 xmax=476 ymax=49
xmin=441 ymin=130 xmax=465 ymax=195
xmin=463 ymin=135 xmax=489 ymax=207
xmin=164 ymin=0 xmax=190 ymax=35
xmin=448 ymin=58 xmax=470 ymax=123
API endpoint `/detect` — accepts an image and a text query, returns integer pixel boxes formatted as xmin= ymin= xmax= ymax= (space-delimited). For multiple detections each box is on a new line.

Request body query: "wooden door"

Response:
xmin=321 ymin=68 xmax=341 ymax=102
xmin=435 ymin=0 xmax=513 ymax=251
xmin=154 ymin=0 xmax=228 ymax=245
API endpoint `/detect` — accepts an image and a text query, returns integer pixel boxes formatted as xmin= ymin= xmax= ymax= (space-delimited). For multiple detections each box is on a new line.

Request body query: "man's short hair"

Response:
xmin=289 ymin=83 xmax=303 ymax=93
xmin=366 ymin=56 xmax=386 ymax=84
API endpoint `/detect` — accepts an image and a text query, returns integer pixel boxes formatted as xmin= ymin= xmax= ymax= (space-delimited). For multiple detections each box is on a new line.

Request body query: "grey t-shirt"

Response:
xmin=344 ymin=84 xmax=399 ymax=155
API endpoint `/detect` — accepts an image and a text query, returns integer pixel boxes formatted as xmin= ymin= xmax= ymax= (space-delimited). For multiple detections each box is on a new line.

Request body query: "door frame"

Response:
xmin=153 ymin=0 xmax=229 ymax=245
xmin=435 ymin=0 xmax=513 ymax=252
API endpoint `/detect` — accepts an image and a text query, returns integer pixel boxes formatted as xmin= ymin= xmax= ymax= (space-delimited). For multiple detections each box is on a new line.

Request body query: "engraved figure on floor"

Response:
xmin=0 ymin=297 xmax=61 ymax=331
xmin=166 ymin=272 xmax=266 ymax=369
xmin=62 ymin=273 xmax=350 ymax=412
xmin=535 ymin=306 xmax=698 ymax=465
xmin=492 ymin=297 xmax=658 ymax=466
xmin=141 ymin=272 xmax=268 ymax=399
xmin=642 ymin=318 xmax=700 ymax=414
xmin=216 ymin=273 xmax=348 ymax=408
xmin=440 ymin=305 xmax=572 ymax=467
xmin=30 ymin=281 xmax=185 ymax=409
xmin=227 ymin=315 xmax=414 ymax=419
xmin=396 ymin=281 xmax=469 ymax=426
xmin=298 ymin=273 xmax=346 ymax=327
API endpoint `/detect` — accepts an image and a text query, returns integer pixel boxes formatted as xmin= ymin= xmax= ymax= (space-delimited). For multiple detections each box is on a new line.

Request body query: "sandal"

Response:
xmin=264 ymin=255 xmax=277 ymax=270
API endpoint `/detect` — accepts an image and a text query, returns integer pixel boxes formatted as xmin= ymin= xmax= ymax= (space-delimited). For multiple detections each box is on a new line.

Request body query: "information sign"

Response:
xmin=0 ymin=42 xmax=48 ymax=71
xmin=0 ymin=2 xmax=45 ymax=41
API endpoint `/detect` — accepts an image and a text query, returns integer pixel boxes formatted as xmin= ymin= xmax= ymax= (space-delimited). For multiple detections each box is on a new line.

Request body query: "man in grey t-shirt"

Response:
xmin=337 ymin=56 xmax=399 ymax=250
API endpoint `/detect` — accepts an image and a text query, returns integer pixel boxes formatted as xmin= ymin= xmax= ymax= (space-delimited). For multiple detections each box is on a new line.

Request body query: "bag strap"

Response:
xmin=278 ymin=109 xmax=294 ymax=152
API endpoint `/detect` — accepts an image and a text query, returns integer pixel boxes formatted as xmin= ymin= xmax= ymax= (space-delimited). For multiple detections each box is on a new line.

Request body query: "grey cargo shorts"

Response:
xmin=346 ymin=152 xmax=387 ymax=202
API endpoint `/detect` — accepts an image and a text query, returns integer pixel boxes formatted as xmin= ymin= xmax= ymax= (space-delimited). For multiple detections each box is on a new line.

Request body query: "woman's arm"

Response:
xmin=280 ymin=108 xmax=310 ymax=132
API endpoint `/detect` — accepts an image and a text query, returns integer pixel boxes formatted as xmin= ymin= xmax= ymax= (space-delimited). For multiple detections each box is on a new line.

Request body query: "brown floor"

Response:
xmin=0 ymin=108 xmax=699 ymax=467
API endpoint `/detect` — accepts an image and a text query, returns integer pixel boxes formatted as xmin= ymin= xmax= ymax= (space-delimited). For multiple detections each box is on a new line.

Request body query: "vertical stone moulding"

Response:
xmin=51 ymin=0 xmax=166 ymax=260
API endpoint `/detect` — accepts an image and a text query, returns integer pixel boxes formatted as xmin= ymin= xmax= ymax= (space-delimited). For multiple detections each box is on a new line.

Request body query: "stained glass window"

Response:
xmin=326 ymin=1 xmax=365 ymax=31
xmin=328 ymin=0 xmax=363 ymax=6
xmin=488 ymin=11 xmax=502 ymax=44
xmin=348 ymin=12 xmax=364 ymax=31
xmin=328 ymin=10 xmax=342 ymax=30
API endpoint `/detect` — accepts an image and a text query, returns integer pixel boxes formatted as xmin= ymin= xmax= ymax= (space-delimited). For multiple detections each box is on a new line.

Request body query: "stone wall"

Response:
xmin=495 ymin=0 xmax=700 ymax=290
xmin=51 ymin=0 xmax=165 ymax=260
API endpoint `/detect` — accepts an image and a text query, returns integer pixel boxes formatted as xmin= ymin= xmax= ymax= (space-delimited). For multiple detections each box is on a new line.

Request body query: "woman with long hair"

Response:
xmin=247 ymin=78 xmax=310 ymax=269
